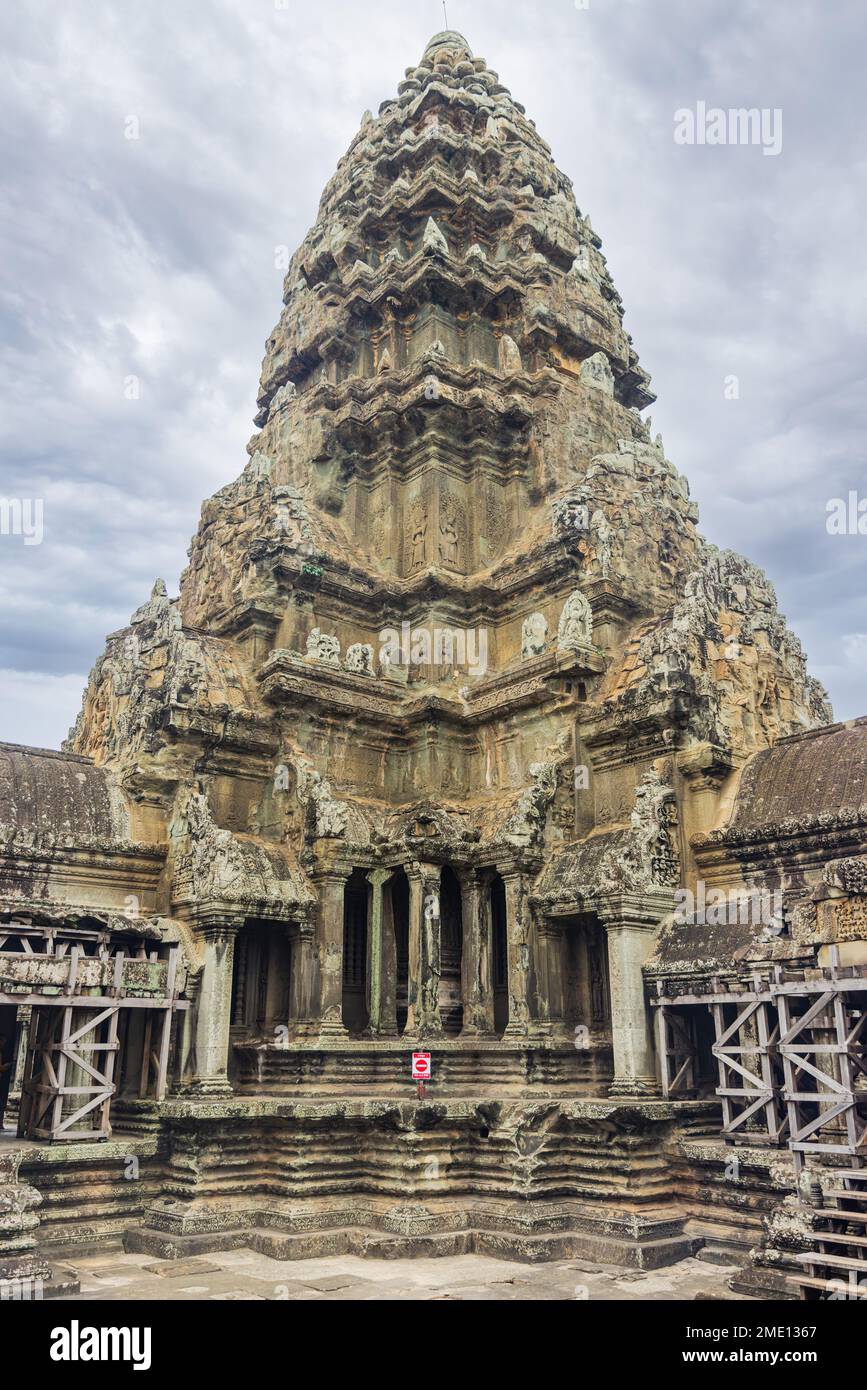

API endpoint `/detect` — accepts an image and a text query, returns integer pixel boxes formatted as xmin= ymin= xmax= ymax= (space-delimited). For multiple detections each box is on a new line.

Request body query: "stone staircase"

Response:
xmin=796 ymin=1168 xmax=867 ymax=1299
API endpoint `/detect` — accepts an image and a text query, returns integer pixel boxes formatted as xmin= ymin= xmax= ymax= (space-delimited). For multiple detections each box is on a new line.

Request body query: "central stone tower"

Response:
xmin=60 ymin=33 xmax=831 ymax=1255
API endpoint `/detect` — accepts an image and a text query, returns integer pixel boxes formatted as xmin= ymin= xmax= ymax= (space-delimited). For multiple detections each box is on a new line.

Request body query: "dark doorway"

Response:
xmin=490 ymin=874 xmax=508 ymax=1036
xmin=686 ymin=1005 xmax=718 ymax=1096
xmin=562 ymin=915 xmax=611 ymax=1036
xmin=342 ymin=869 xmax=369 ymax=1035
xmin=230 ymin=920 xmax=292 ymax=1037
xmin=439 ymin=867 xmax=463 ymax=1035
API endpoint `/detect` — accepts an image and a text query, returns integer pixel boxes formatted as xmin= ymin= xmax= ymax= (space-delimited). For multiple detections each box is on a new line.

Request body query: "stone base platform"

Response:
xmin=228 ymin=1039 xmax=614 ymax=1097
xmin=11 ymin=1096 xmax=764 ymax=1282
xmin=125 ymin=1196 xmax=698 ymax=1270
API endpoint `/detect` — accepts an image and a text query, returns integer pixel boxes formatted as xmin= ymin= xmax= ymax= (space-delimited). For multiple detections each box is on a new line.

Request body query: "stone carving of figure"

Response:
xmin=273 ymin=485 xmax=315 ymax=555
xmin=580 ymin=350 xmax=614 ymax=396
xmin=590 ymin=509 xmax=613 ymax=579
xmin=502 ymin=759 xmax=559 ymax=846
xmin=306 ymin=628 xmax=341 ymax=665
xmin=302 ymin=770 xmax=348 ymax=839
xmin=409 ymin=505 xmax=427 ymax=570
xmin=439 ymin=514 xmax=459 ymax=567
xmin=758 ymin=668 xmax=778 ymax=710
xmin=498 ymin=333 xmax=522 ymax=374
xmin=588 ymin=941 xmax=607 ymax=1025
xmin=630 ymin=768 xmax=679 ymax=888
xmin=345 ymin=642 xmax=374 ymax=676
xmin=557 ymin=590 xmax=593 ymax=651
xmin=521 ymin=612 xmax=548 ymax=658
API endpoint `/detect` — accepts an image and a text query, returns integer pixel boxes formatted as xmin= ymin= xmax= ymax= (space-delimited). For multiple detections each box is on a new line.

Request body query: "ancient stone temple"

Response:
xmin=1 ymin=31 xmax=865 ymax=1300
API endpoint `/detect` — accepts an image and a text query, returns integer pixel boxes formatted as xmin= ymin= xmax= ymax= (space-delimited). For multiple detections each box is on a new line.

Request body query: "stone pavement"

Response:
xmin=59 ymin=1250 xmax=744 ymax=1302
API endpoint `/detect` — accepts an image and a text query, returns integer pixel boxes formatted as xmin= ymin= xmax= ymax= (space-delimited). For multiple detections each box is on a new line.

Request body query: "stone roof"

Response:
xmin=0 ymin=742 xmax=129 ymax=843
xmin=644 ymin=913 xmax=763 ymax=979
xmin=532 ymin=829 xmax=632 ymax=907
xmin=724 ymin=718 xmax=867 ymax=837
xmin=422 ymin=31 xmax=473 ymax=60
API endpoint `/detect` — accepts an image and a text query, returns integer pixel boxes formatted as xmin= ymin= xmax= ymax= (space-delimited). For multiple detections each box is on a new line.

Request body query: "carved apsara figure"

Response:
xmin=409 ymin=504 xmax=427 ymax=570
xmin=557 ymin=590 xmax=593 ymax=650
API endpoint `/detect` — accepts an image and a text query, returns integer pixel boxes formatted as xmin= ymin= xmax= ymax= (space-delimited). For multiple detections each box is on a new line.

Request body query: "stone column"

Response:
xmin=366 ymin=869 xmax=395 ymax=1035
xmin=405 ymin=862 xmax=442 ymax=1037
xmin=176 ymin=971 xmax=200 ymax=1088
xmin=311 ymin=871 xmax=348 ymax=1039
xmin=535 ymin=920 xmax=566 ymax=1038
xmin=287 ymin=918 xmax=318 ymax=1036
xmin=600 ymin=896 xmax=663 ymax=1097
xmin=8 ymin=1005 xmax=32 ymax=1130
xmin=191 ymin=917 xmax=240 ymax=1095
xmin=500 ymin=869 xmax=534 ymax=1039
xmin=457 ymin=869 xmax=494 ymax=1036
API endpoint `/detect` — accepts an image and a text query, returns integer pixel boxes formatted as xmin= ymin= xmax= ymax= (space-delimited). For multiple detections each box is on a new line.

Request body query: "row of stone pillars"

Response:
xmin=315 ymin=863 xmax=519 ymax=1040
xmin=186 ymin=883 xmax=666 ymax=1099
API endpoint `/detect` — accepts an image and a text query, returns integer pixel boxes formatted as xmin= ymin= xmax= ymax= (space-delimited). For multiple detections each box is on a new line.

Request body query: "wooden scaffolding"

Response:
xmin=652 ymin=958 xmax=867 ymax=1171
xmin=0 ymin=920 xmax=187 ymax=1142
xmin=774 ymin=967 xmax=867 ymax=1176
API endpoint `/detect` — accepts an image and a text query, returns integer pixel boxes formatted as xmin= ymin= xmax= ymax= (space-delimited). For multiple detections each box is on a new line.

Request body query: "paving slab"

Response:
xmin=58 ymin=1250 xmax=742 ymax=1302
xmin=142 ymin=1258 xmax=225 ymax=1279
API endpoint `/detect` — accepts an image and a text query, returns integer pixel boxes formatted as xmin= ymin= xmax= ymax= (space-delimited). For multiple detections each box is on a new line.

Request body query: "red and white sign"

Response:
xmin=411 ymin=1052 xmax=431 ymax=1081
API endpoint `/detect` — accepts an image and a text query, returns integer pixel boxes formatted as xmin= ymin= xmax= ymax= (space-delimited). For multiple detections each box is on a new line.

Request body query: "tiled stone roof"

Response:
xmin=727 ymin=719 xmax=867 ymax=835
xmin=0 ymin=742 xmax=129 ymax=843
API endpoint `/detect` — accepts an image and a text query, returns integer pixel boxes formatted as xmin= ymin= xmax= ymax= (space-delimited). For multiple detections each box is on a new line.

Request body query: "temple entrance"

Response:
xmin=230 ymin=920 xmax=292 ymax=1038
xmin=439 ymin=867 xmax=463 ymax=1035
xmin=490 ymin=874 xmax=508 ymax=1036
xmin=390 ymin=870 xmax=410 ymax=1035
xmin=562 ymin=916 xmax=611 ymax=1039
xmin=342 ymin=869 xmax=369 ymax=1035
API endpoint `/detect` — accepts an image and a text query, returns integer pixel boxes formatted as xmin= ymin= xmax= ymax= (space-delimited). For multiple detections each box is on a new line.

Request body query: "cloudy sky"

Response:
xmin=1 ymin=0 xmax=864 ymax=748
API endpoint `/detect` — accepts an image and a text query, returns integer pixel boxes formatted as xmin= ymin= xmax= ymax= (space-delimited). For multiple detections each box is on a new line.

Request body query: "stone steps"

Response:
xmin=124 ymin=1212 xmax=699 ymax=1271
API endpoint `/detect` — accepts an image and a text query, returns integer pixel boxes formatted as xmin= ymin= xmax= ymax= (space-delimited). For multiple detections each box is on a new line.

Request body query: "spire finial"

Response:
xmin=442 ymin=1 xmax=449 ymax=28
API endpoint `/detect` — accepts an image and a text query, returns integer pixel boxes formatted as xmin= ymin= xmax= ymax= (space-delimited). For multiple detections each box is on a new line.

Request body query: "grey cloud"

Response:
xmin=0 ymin=0 xmax=864 ymax=746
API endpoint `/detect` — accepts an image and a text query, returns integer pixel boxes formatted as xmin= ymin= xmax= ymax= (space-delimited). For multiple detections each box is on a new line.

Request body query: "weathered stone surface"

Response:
xmin=0 ymin=28 xmax=862 ymax=1293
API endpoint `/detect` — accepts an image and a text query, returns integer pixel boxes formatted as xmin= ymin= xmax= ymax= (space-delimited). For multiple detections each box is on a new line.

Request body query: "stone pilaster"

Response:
xmin=599 ymin=893 xmax=670 ymax=1097
xmin=287 ymin=916 xmax=318 ymax=1036
xmin=7 ymin=1004 xmax=31 ymax=1126
xmin=499 ymin=868 xmax=535 ymax=1039
xmin=366 ymin=869 xmax=395 ymax=1035
xmin=190 ymin=916 xmax=240 ymax=1095
xmin=175 ymin=969 xmax=200 ymax=1088
xmin=311 ymin=870 xmax=349 ymax=1039
xmin=405 ymin=862 xmax=442 ymax=1038
xmin=456 ymin=868 xmax=494 ymax=1036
